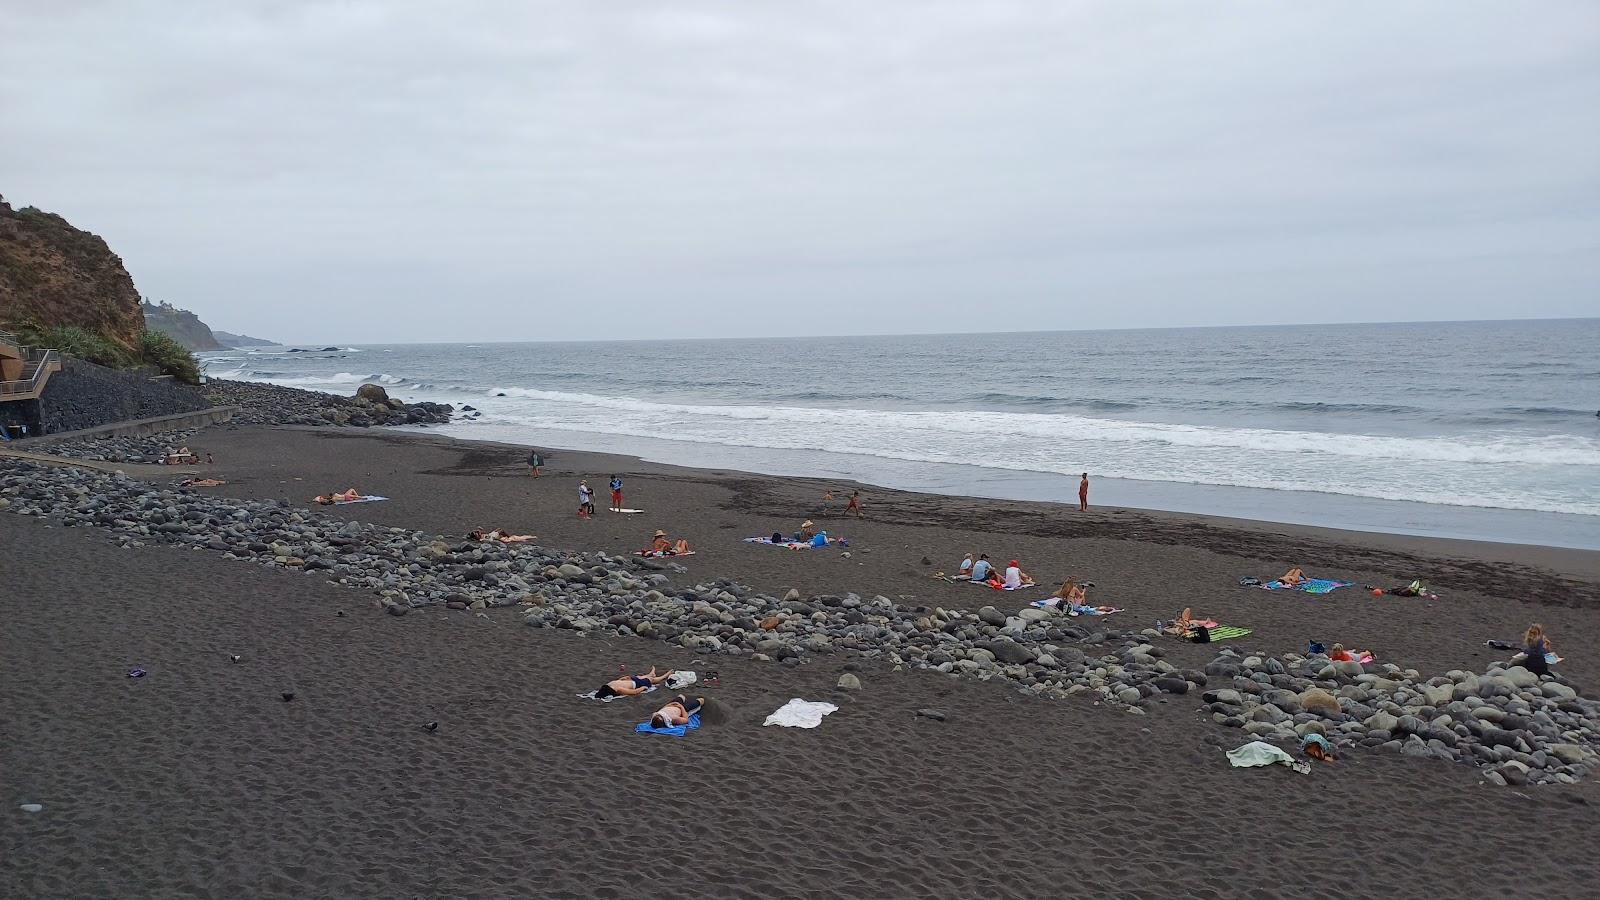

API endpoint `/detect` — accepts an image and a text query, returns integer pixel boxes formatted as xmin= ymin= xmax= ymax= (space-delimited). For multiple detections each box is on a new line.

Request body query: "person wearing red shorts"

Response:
xmin=609 ymin=475 xmax=623 ymax=512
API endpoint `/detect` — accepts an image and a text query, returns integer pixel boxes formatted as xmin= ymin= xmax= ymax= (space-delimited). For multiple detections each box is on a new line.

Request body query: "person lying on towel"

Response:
xmin=1379 ymin=579 xmax=1437 ymax=599
xmin=314 ymin=488 xmax=363 ymax=505
xmin=649 ymin=694 xmax=705 ymax=730
xmin=595 ymin=666 xmax=675 ymax=700
xmin=1279 ymin=567 xmax=1308 ymax=587
xmin=1161 ymin=608 xmax=1217 ymax=636
xmin=1327 ymin=643 xmax=1372 ymax=663
xmin=470 ymin=529 xmax=536 ymax=543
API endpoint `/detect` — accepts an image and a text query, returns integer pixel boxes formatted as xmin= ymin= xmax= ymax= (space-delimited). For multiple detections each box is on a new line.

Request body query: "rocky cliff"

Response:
xmin=142 ymin=300 xmax=226 ymax=351
xmin=213 ymin=330 xmax=277 ymax=347
xmin=0 ymin=195 xmax=144 ymax=349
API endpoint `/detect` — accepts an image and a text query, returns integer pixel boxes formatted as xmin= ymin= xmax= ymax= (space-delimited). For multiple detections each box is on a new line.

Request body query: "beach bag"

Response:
xmin=1188 ymin=625 xmax=1211 ymax=644
xmin=1307 ymin=640 xmax=1326 ymax=655
xmin=666 ymin=671 xmax=697 ymax=690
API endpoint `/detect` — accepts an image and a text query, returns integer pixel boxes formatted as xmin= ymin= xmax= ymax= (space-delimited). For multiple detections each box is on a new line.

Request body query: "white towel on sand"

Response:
xmin=1226 ymin=741 xmax=1311 ymax=773
xmin=763 ymin=699 xmax=839 ymax=729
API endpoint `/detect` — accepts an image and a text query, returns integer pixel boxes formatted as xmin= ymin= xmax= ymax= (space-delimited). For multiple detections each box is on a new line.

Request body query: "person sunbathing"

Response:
xmin=471 ymin=529 xmax=536 ymax=543
xmin=1279 ymin=567 xmax=1308 ymax=586
xmin=1054 ymin=578 xmax=1088 ymax=604
xmin=314 ymin=488 xmax=362 ymax=505
xmin=594 ymin=666 xmax=674 ymax=700
xmin=799 ymin=520 xmax=817 ymax=541
xmin=645 ymin=530 xmax=691 ymax=555
xmin=1162 ymin=607 xmax=1196 ymax=636
xmin=649 ymin=694 xmax=705 ymax=729
xmin=1327 ymin=643 xmax=1373 ymax=663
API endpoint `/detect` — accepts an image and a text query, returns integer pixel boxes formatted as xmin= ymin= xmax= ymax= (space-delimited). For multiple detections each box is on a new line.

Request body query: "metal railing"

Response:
xmin=0 ymin=348 xmax=60 ymax=398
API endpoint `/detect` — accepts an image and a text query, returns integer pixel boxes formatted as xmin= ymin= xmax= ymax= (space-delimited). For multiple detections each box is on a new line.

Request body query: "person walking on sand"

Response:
xmin=609 ymin=475 xmax=624 ymax=512
xmin=1079 ymin=473 xmax=1089 ymax=511
xmin=578 ymin=480 xmax=595 ymax=518
xmin=528 ymin=450 xmax=544 ymax=477
xmin=845 ymin=490 xmax=863 ymax=518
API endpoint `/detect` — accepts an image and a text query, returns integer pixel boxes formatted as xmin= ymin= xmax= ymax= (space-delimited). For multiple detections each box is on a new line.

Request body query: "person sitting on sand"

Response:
xmin=648 ymin=530 xmax=691 ymax=555
xmin=799 ymin=520 xmax=817 ymax=541
xmin=1279 ymin=567 xmax=1308 ymax=587
xmin=1002 ymin=560 xmax=1034 ymax=590
xmin=969 ymin=554 xmax=994 ymax=583
xmin=595 ymin=666 xmax=675 ymax=700
xmin=1163 ymin=608 xmax=1195 ymax=636
xmin=809 ymin=530 xmax=829 ymax=548
xmin=1517 ymin=623 xmax=1553 ymax=676
xmin=955 ymin=554 xmax=974 ymax=579
xmin=649 ymin=694 xmax=705 ymax=729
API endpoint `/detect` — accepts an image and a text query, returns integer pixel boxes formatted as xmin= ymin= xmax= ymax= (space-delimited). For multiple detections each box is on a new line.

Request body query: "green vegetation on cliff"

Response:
xmin=0 ymin=193 xmax=200 ymax=384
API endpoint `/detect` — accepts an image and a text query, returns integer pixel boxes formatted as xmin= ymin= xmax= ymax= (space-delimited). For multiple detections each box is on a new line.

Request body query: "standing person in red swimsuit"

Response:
xmin=1078 ymin=473 xmax=1089 ymax=511
xmin=845 ymin=490 xmax=863 ymax=518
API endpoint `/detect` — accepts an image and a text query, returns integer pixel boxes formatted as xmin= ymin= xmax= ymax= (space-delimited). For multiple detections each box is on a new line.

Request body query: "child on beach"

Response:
xmin=578 ymin=481 xmax=595 ymax=517
xmin=609 ymin=475 xmax=623 ymax=511
xmin=528 ymin=451 xmax=543 ymax=477
xmin=956 ymin=554 xmax=974 ymax=579
xmin=845 ymin=490 xmax=863 ymax=517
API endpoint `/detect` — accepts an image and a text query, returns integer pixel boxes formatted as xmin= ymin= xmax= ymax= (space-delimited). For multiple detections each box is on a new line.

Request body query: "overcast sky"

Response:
xmin=3 ymin=1 xmax=1597 ymax=343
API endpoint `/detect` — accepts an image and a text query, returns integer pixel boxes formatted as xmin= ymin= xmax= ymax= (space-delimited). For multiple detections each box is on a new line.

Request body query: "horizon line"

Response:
xmin=241 ymin=314 xmax=1600 ymax=349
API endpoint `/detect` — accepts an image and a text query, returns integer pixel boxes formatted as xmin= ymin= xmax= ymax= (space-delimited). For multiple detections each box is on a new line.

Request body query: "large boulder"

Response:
xmin=356 ymin=382 xmax=390 ymax=403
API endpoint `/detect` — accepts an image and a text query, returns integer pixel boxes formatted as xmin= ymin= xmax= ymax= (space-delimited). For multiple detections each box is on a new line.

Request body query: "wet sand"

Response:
xmin=4 ymin=424 xmax=1599 ymax=899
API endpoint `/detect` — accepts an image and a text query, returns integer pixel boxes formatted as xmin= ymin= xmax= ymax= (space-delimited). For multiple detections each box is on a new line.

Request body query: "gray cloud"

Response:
xmin=3 ymin=0 xmax=1596 ymax=341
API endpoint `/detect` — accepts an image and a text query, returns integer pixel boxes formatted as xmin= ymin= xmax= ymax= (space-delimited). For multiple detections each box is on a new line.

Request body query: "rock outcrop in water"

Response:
xmin=205 ymin=379 xmax=453 ymax=426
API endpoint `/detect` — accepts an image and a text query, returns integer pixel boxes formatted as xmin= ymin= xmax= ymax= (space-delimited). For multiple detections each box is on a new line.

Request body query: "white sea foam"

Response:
xmin=470 ymin=387 xmax=1600 ymax=516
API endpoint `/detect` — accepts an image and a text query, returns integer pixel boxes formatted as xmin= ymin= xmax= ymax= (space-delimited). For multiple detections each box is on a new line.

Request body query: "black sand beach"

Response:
xmin=5 ymin=424 xmax=1600 ymax=899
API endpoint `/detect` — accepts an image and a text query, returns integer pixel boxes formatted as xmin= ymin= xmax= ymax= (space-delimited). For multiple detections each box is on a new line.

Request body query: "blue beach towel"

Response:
xmin=635 ymin=714 xmax=701 ymax=737
xmin=1264 ymin=578 xmax=1351 ymax=594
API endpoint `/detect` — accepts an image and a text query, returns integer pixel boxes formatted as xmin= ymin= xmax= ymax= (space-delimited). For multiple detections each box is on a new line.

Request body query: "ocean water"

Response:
xmin=201 ymin=319 xmax=1600 ymax=548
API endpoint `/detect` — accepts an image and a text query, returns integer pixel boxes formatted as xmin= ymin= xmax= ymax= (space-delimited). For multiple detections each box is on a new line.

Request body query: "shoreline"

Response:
xmin=407 ymin=422 xmax=1600 ymax=551
xmin=387 ymin=425 xmax=1600 ymax=579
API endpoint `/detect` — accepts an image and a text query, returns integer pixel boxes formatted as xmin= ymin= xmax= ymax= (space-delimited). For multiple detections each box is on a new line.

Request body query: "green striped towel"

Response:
xmin=1201 ymin=625 xmax=1252 ymax=642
